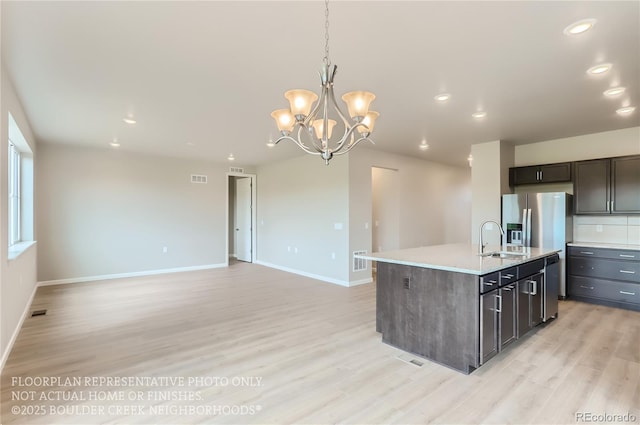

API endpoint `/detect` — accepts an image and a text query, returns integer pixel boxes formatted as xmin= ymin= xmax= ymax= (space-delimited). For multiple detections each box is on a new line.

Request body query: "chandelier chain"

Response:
xmin=323 ymin=0 xmax=330 ymax=65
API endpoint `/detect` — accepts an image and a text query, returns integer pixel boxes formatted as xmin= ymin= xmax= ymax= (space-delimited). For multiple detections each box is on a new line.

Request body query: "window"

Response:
xmin=8 ymin=141 xmax=21 ymax=245
xmin=7 ymin=112 xmax=33 ymax=252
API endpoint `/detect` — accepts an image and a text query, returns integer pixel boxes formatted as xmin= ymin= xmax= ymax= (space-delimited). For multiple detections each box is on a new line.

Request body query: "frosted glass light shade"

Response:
xmin=284 ymin=89 xmax=319 ymax=117
xmin=358 ymin=111 xmax=379 ymax=134
xmin=271 ymin=109 xmax=295 ymax=133
xmin=312 ymin=119 xmax=337 ymax=140
xmin=342 ymin=91 xmax=376 ymax=119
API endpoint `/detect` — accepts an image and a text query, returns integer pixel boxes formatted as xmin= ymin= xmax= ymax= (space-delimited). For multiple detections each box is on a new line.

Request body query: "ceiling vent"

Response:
xmin=191 ymin=174 xmax=208 ymax=184
xmin=353 ymin=250 xmax=367 ymax=272
xmin=230 ymin=167 xmax=244 ymax=174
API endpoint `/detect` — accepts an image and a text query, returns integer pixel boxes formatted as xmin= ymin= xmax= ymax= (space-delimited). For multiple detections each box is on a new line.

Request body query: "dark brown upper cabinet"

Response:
xmin=509 ymin=162 xmax=572 ymax=186
xmin=574 ymin=155 xmax=640 ymax=215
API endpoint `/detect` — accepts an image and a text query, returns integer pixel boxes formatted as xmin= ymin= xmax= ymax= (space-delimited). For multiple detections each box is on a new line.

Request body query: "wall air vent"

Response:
xmin=230 ymin=167 xmax=244 ymax=174
xmin=31 ymin=309 xmax=47 ymax=317
xmin=191 ymin=174 xmax=208 ymax=184
xmin=353 ymin=250 xmax=367 ymax=272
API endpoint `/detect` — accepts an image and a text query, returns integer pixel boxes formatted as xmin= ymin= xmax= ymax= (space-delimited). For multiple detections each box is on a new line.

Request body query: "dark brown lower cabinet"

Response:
xmin=568 ymin=246 xmax=640 ymax=311
xmin=517 ymin=272 xmax=544 ymax=338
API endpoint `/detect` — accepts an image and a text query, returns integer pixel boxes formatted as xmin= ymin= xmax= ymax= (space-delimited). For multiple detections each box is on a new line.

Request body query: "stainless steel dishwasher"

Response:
xmin=544 ymin=253 xmax=560 ymax=320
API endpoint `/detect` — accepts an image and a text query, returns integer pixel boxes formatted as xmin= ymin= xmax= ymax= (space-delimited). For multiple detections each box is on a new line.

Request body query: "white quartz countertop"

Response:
xmin=356 ymin=243 xmax=561 ymax=276
xmin=568 ymin=242 xmax=640 ymax=251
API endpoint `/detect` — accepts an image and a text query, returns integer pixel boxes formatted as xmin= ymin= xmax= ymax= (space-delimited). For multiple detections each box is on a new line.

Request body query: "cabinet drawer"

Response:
xmin=518 ymin=259 xmax=544 ymax=280
xmin=569 ymin=276 xmax=640 ymax=305
xmin=568 ymin=246 xmax=640 ymax=261
xmin=480 ymin=272 xmax=499 ymax=294
xmin=499 ymin=267 xmax=518 ymax=286
xmin=568 ymin=257 xmax=640 ymax=283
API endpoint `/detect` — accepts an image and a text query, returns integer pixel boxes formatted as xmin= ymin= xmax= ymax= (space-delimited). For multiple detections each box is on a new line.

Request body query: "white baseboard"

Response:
xmin=1 ymin=282 xmax=38 ymax=372
xmin=37 ymin=263 xmax=227 ymax=286
xmin=349 ymin=277 xmax=374 ymax=286
xmin=255 ymin=261 xmax=372 ymax=287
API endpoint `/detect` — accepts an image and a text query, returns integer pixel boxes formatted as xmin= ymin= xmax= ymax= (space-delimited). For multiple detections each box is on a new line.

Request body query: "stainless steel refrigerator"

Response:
xmin=502 ymin=192 xmax=573 ymax=298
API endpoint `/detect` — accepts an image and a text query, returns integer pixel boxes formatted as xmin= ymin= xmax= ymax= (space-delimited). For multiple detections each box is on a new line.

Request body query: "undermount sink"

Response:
xmin=478 ymin=251 xmax=528 ymax=259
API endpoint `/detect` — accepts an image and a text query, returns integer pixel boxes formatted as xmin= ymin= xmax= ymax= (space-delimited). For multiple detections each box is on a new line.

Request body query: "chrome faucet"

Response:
xmin=479 ymin=220 xmax=505 ymax=254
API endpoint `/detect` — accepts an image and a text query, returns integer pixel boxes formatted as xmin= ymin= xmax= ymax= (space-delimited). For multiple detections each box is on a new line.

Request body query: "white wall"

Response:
xmin=349 ymin=148 xmax=472 ymax=282
xmin=256 ymin=154 xmax=350 ymax=285
xmin=471 ymin=140 xmax=514 ymax=245
xmin=514 ymin=127 xmax=640 ymax=166
xmin=1 ymin=65 xmax=39 ymax=369
xmin=36 ymin=144 xmax=234 ymax=282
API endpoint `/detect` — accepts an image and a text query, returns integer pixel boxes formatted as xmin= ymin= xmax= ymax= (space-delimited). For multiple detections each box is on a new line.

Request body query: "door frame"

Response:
xmin=225 ymin=172 xmax=257 ymax=266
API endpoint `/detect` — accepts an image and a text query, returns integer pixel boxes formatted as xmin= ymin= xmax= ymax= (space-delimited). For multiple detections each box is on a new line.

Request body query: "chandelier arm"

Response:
xmin=326 ymin=86 xmax=357 ymax=151
xmin=296 ymin=122 xmax=325 ymax=153
xmin=304 ymin=85 xmax=327 ymax=128
xmin=332 ymin=136 xmax=375 ymax=156
xmin=274 ymin=135 xmax=321 ymax=156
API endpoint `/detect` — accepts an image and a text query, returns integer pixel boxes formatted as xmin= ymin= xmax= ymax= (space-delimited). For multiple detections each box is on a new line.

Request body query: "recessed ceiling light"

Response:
xmin=563 ymin=19 xmax=596 ymax=36
xmin=434 ymin=93 xmax=451 ymax=102
xmin=186 ymin=142 xmax=195 ymax=146
xmin=603 ymin=87 xmax=626 ymax=97
xmin=228 ymin=153 xmax=235 ymax=161
xmin=586 ymin=63 xmax=612 ymax=75
xmin=419 ymin=140 xmax=429 ymax=150
xmin=616 ymin=106 xmax=636 ymax=116
xmin=110 ymin=139 xmax=120 ymax=148
xmin=472 ymin=111 xmax=487 ymax=119
xmin=123 ymin=117 xmax=136 ymax=124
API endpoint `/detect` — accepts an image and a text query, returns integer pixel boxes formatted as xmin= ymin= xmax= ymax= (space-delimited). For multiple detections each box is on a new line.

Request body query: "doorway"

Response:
xmin=371 ymin=167 xmax=400 ymax=256
xmin=227 ymin=173 xmax=257 ymax=264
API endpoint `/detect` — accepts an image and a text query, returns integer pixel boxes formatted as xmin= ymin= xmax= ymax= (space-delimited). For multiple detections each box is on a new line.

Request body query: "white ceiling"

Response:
xmin=2 ymin=1 xmax=639 ymax=167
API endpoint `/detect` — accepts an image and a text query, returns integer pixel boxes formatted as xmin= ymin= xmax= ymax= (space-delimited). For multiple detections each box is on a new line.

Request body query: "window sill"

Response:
xmin=8 ymin=241 xmax=37 ymax=261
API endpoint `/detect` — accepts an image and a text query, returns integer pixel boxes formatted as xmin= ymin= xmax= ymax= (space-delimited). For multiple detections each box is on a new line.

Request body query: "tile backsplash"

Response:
xmin=574 ymin=215 xmax=640 ymax=245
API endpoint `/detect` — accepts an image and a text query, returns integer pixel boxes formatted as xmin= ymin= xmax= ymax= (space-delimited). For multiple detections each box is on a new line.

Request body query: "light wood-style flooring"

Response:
xmin=1 ymin=262 xmax=639 ymax=424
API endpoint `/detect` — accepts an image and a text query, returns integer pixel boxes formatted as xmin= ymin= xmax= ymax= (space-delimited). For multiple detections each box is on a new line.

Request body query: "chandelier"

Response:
xmin=270 ymin=0 xmax=378 ymax=165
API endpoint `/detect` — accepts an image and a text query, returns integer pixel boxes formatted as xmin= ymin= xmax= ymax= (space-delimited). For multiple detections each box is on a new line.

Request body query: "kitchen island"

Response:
xmin=357 ymin=243 xmax=561 ymax=374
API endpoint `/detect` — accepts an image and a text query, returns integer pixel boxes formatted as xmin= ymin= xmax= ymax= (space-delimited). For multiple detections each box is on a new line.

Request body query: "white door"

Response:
xmin=235 ymin=177 xmax=252 ymax=262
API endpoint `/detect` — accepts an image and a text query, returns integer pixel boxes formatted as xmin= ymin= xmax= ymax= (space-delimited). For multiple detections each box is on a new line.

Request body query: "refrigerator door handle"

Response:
xmin=522 ymin=209 xmax=528 ymax=246
xmin=526 ymin=209 xmax=532 ymax=247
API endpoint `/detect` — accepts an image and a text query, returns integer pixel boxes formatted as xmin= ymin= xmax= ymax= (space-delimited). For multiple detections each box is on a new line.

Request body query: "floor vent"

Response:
xmin=396 ymin=353 xmax=424 ymax=367
xmin=31 ymin=309 xmax=47 ymax=317
xmin=230 ymin=167 xmax=244 ymax=174
xmin=191 ymin=174 xmax=208 ymax=184
xmin=353 ymin=250 xmax=367 ymax=272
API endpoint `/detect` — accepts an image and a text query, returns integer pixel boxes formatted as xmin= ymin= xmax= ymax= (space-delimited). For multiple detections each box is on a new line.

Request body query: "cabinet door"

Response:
xmin=529 ymin=273 xmax=544 ymax=327
xmin=517 ymin=279 xmax=532 ymax=338
xmin=499 ymin=285 xmax=517 ymax=348
xmin=574 ymin=159 xmax=610 ymax=214
xmin=510 ymin=166 xmax=540 ymax=186
xmin=480 ymin=291 xmax=499 ymax=364
xmin=612 ymin=156 xmax=640 ymax=214
xmin=539 ymin=163 xmax=572 ymax=183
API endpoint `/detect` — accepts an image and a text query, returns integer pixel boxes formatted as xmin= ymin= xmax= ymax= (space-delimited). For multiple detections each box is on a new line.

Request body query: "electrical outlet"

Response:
xmin=287 ymin=246 xmax=291 ymax=252
xmin=596 ymin=225 xmax=603 ymax=233
xmin=294 ymin=247 xmax=298 ymax=254
xmin=364 ymin=222 xmax=369 ymax=230
xmin=331 ymin=252 xmax=336 ymax=260
xmin=163 ymin=246 xmax=168 ymax=253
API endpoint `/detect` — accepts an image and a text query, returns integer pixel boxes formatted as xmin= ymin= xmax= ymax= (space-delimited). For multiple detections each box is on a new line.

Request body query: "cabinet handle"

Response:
xmin=579 ymin=285 xmax=594 ymax=290
xmin=619 ymin=254 xmax=636 ymax=258
xmin=530 ymin=280 xmax=537 ymax=296
xmin=501 ymin=274 xmax=514 ymax=279
xmin=540 ymin=170 xmax=543 ymax=181
xmin=579 ymin=251 xmax=594 ymax=255
xmin=620 ymin=291 xmax=636 ymax=296
xmin=495 ymin=294 xmax=502 ymax=313
xmin=502 ymin=287 xmax=513 ymax=292
xmin=620 ymin=270 xmax=636 ymax=274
